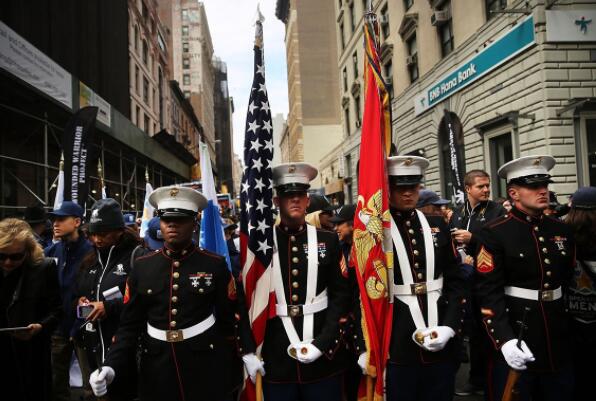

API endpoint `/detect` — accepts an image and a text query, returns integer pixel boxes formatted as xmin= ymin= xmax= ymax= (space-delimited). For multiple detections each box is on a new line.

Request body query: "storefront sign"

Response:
xmin=79 ymin=81 xmax=111 ymax=127
xmin=0 ymin=21 xmax=72 ymax=109
xmin=546 ymin=10 xmax=596 ymax=42
xmin=414 ymin=16 xmax=535 ymax=116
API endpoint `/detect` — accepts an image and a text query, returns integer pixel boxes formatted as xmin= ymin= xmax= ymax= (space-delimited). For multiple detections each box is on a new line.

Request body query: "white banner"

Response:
xmin=79 ymin=81 xmax=111 ymax=127
xmin=0 ymin=21 xmax=72 ymax=109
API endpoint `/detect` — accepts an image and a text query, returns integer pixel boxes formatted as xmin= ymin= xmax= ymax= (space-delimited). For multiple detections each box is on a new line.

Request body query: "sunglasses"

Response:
xmin=0 ymin=252 xmax=26 ymax=262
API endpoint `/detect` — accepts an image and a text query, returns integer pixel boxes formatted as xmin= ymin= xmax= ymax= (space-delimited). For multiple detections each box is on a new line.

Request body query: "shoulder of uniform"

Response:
xmin=196 ymin=247 xmax=226 ymax=261
xmin=135 ymin=250 xmax=162 ymax=263
xmin=315 ymin=228 xmax=339 ymax=241
xmin=486 ymin=212 xmax=512 ymax=228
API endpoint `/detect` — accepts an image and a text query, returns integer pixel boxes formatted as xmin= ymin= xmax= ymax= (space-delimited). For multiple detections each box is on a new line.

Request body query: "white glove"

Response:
xmin=89 ymin=366 xmax=115 ymax=396
xmin=357 ymin=352 xmax=368 ymax=375
xmin=501 ymin=339 xmax=535 ymax=370
xmin=411 ymin=326 xmax=455 ymax=352
xmin=242 ymin=353 xmax=265 ymax=383
xmin=295 ymin=343 xmax=323 ymax=364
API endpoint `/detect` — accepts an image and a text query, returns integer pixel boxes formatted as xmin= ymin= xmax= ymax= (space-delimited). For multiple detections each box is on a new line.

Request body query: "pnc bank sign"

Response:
xmin=414 ymin=15 xmax=536 ymax=116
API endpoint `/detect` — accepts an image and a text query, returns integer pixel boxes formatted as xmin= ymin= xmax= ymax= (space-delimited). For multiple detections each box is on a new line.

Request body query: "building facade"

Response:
xmin=158 ymin=0 xmax=217 ymax=164
xmin=213 ymin=58 xmax=235 ymax=195
xmin=323 ymin=0 xmax=596 ymax=205
xmin=276 ymin=0 xmax=344 ymax=188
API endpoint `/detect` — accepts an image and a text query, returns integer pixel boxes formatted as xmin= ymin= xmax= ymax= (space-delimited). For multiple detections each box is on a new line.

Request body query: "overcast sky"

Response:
xmin=201 ymin=0 xmax=288 ymax=159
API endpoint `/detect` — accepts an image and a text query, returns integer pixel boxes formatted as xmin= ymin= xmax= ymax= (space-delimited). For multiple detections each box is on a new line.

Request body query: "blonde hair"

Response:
xmin=305 ymin=211 xmax=323 ymax=229
xmin=0 ymin=218 xmax=45 ymax=266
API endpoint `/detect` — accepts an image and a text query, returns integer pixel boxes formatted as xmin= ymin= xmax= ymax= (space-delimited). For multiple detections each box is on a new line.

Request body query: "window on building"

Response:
xmin=486 ymin=129 xmax=514 ymax=199
xmin=183 ymin=74 xmax=191 ymax=85
xmin=144 ymin=114 xmax=150 ymax=134
xmin=354 ymin=94 xmax=361 ymax=126
xmin=349 ymin=3 xmax=355 ymax=33
xmin=142 ymin=40 xmax=148 ymax=64
xmin=339 ymin=23 xmax=345 ymax=50
xmin=485 ymin=0 xmax=507 ymax=20
xmin=182 ymin=42 xmax=189 ymax=53
xmin=183 ymin=58 xmax=190 ymax=69
xmin=135 ymin=65 xmax=140 ymax=94
xmin=352 ymin=51 xmax=359 ymax=79
xmin=134 ymin=25 xmax=139 ymax=52
xmin=438 ymin=3 xmax=454 ymax=57
xmin=380 ymin=5 xmax=390 ymax=39
xmin=579 ymin=116 xmax=596 ymax=186
xmin=383 ymin=60 xmax=393 ymax=97
xmin=184 ymin=90 xmax=190 ymax=98
xmin=152 ymin=88 xmax=156 ymax=111
xmin=136 ymin=105 xmax=141 ymax=127
xmin=345 ymin=154 xmax=353 ymax=204
xmin=182 ymin=9 xmax=189 ymax=21
xmin=338 ymin=0 xmax=343 ymax=8
xmin=406 ymin=34 xmax=419 ymax=83
xmin=404 ymin=0 xmax=414 ymax=11
xmin=158 ymin=68 xmax=164 ymax=127
xmin=141 ymin=1 xmax=148 ymax=19
xmin=344 ymin=105 xmax=351 ymax=137
xmin=342 ymin=67 xmax=348 ymax=92
xmin=182 ymin=25 xmax=189 ymax=36
xmin=143 ymin=76 xmax=149 ymax=104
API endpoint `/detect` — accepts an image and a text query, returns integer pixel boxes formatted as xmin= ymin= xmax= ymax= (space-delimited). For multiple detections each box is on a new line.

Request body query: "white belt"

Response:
xmin=393 ymin=277 xmax=443 ymax=296
xmin=276 ymin=294 xmax=328 ymax=317
xmin=504 ymin=286 xmax=562 ymax=302
xmin=147 ymin=314 xmax=215 ymax=342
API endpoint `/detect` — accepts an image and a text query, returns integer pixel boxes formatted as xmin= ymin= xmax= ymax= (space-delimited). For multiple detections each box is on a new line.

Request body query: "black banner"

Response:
xmin=62 ymin=106 xmax=98 ymax=209
xmin=443 ymin=110 xmax=465 ymax=205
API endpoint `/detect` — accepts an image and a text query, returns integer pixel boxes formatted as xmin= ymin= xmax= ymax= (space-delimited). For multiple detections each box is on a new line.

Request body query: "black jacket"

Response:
xmin=388 ymin=210 xmax=466 ymax=365
xmin=261 ymin=225 xmax=351 ymax=383
xmin=451 ymin=200 xmax=506 ymax=252
xmin=474 ymin=207 xmax=576 ymax=372
xmin=104 ymin=244 xmax=247 ymax=401
xmin=2 ymin=258 xmax=62 ymax=401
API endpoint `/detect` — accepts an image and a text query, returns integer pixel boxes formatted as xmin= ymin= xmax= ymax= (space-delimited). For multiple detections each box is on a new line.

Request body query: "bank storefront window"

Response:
xmin=484 ymin=127 xmax=514 ymax=200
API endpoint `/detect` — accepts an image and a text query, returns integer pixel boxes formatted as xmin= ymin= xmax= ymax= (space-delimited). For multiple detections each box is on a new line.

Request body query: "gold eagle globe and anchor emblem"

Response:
xmin=354 ymin=190 xmax=392 ymax=299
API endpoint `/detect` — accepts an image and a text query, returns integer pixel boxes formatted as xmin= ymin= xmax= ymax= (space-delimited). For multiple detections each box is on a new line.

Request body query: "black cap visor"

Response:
xmin=157 ymin=208 xmax=197 ymax=218
xmin=509 ymin=174 xmax=553 ymax=187
xmin=389 ymin=175 xmax=423 ymax=187
xmin=275 ymin=183 xmax=310 ymax=195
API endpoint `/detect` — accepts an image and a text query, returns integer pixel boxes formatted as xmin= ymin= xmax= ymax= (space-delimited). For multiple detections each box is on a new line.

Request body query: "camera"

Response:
xmin=77 ymin=304 xmax=94 ymax=319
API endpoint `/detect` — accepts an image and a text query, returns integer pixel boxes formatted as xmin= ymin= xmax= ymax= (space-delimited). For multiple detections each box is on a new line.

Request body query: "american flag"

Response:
xmin=240 ymin=17 xmax=275 ymax=366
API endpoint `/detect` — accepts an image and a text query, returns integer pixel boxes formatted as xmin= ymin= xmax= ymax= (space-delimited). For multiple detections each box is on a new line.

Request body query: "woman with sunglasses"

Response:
xmin=0 ymin=218 xmax=62 ymax=401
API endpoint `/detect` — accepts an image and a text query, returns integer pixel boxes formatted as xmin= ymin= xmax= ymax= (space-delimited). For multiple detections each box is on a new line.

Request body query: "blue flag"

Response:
xmin=198 ymin=142 xmax=231 ymax=270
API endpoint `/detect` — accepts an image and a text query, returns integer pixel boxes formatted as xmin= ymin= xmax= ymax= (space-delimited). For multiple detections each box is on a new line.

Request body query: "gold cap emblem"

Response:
xmin=288 ymin=165 xmax=296 ymax=173
xmin=170 ymin=188 xmax=180 ymax=197
xmin=404 ymin=158 xmax=413 ymax=166
xmin=533 ymin=157 xmax=543 ymax=166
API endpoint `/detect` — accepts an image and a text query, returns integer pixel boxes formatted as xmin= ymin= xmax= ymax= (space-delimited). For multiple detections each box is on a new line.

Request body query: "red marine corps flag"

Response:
xmin=240 ymin=9 xmax=275 ymax=401
xmin=351 ymin=7 xmax=394 ymax=401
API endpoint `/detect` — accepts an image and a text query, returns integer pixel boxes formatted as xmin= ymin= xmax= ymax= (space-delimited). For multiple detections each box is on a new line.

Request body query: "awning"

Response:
xmin=152 ymin=130 xmax=198 ymax=166
xmin=325 ymin=179 xmax=344 ymax=195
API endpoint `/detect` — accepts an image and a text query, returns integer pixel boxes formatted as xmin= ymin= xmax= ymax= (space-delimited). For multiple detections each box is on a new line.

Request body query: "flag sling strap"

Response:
xmin=390 ymin=210 xmax=441 ymax=330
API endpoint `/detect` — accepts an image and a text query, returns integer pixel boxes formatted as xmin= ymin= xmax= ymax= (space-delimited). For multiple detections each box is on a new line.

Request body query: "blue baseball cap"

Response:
xmin=145 ymin=217 xmax=164 ymax=250
xmin=49 ymin=201 xmax=84 ymax=218
xmin=123 ymin=213 xmax=136 ymax=226
xmin=571 ymin=186 xmax=596 ymax=210
xmin=416 ymin=189 xmax=450 ymax=208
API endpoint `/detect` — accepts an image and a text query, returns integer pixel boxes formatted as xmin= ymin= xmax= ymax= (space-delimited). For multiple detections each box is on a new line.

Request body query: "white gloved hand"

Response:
xmin=501 ymin=339 xmax=535 ymax=370
xmin=89 ymin=366 xmax=115 ymax=396
xmin=425 ymin=326 xmax=456 ymax=352
xmin=242 ymin=353 xmax=266 ymax=383
xmin=295 ymin=343 xmax=323 ymax=364
xmin=411 ymin=326 xmax=455 ymax=352
xmin=357 ymin=352 xmax=368 ymax=375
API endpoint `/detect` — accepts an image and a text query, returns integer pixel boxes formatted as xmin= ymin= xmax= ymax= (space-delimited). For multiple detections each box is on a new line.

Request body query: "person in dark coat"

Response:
xmin=564 ymin=186 xmax=596 ymax=401
xmin=75 ymin=198 xmax=147 ymax=401
xmin=89 ymin=186 xmax=250 ymax=401
xmin=474 ymin=156 xmax=576 ymax=401
xmin=23 ymin=204 xmax=52 ymax=248
xmin=0 ymin=218 xmax=62 ymax=401
xmin=243 ymin=163 xmax=351 ymax=401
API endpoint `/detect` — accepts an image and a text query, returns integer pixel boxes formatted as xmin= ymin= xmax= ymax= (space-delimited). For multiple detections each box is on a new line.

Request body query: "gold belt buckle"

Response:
xmin=541 ymin=290 xmax=554 ymax=301
xmin=289 ymin=305 xmax=301 ymax=317
xmin=411 ymin=283 xmax=427 ymax=295
xmin=166 ymin=329 xmax=184 ymax=342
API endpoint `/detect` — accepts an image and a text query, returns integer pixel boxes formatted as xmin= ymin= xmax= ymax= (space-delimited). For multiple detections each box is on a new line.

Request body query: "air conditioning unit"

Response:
xmin=380 ymin=14 xmax=389 ymax=26
xmin=406 ymin=54 xmax=417 ymax=66
xmin=431 ymin=10 xmax=450 ymax=26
